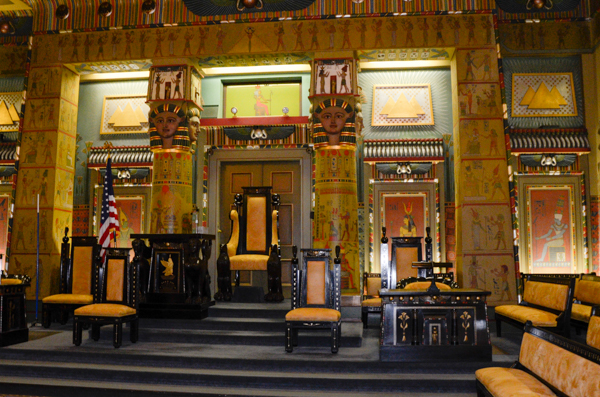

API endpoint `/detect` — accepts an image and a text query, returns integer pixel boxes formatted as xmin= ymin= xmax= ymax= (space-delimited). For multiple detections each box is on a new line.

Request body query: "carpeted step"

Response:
xmin=139 ymin=317 xmax=287 ymax=332
xmin=100 ymin=324 xmax=363 ymax=348
xmin=0 ymin=360 xmax=478 ymax=395
xmin=207 ymin=304 xmax=290 ymax=319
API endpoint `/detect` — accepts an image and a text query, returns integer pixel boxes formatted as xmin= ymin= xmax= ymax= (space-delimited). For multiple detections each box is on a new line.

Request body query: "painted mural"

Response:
xmin=528 ymin=187 xmax=574 ymax=273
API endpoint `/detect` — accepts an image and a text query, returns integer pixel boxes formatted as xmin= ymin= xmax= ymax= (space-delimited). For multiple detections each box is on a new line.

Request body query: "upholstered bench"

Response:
xmin=494 ymin=274 xmax=575 ymax=337
xmin=476 ymin=321 xmax=600 ymax=397
xmin=571 ymin=274 xmax=600 ymax=333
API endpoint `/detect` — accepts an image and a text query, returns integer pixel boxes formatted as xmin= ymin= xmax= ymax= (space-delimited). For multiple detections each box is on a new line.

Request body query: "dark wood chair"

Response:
xmin=215 ymin=186 xmax=283 ymax=302
xmin=42 ymin=229 xmax=100 ymax=328
xmin=73 ymin=247 xmax=138 ymax=348
xmin=380 ymin=227 xmax=423 ymax=290
xmin=361 ymin=272 xmax=382 ymax=329
xmin=285 ymin=246 xmax=342 ymax=353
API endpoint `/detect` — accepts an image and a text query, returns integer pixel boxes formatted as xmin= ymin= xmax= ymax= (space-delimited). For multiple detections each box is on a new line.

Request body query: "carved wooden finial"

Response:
xmin=381 ymin=226 xmax=388 ymax=244
xmin=334 ymin=245 xmax=341 ymax=264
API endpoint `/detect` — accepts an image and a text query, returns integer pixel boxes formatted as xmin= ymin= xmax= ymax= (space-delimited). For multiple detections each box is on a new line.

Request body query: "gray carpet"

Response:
xmin=0 ymin=302 xmax=545 ymax=397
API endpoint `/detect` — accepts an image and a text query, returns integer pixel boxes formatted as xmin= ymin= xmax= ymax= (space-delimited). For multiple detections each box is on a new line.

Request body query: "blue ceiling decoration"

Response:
xmin=182 ymin=0 xmax=316 ymax=16
xmin=495 ymin=0 xmax=581 ymax=13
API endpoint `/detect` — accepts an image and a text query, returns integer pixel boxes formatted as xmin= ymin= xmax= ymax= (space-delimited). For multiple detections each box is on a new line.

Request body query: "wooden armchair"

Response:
xmin=215 ymin=186 xmax=283 ymax=302
xmin=73 ymin=248 xmax=138 ymax=348
xmin=42 ymin=229 xmax=100 ymax=328
xmin=285 ymin=246 xmax=342 ymax=353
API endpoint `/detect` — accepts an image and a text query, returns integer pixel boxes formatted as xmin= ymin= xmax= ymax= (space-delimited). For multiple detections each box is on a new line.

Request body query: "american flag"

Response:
xmin=99 ymin=157 xmax=119 ymax=259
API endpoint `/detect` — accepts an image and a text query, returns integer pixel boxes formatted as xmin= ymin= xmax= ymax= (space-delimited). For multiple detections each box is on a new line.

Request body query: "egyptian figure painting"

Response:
xmin=382 ymin=193 xmax=428 ymax=259
xmin=527 ymin=187 xmax=575 ymax=273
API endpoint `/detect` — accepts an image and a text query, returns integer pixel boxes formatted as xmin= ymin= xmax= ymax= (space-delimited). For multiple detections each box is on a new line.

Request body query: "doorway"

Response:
xmin=207 ymin=148 xmax=312 ymax=297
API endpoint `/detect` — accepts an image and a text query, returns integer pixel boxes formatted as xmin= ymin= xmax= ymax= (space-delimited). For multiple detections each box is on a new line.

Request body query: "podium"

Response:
xmin=131 ymin=233 xmax=215 ymax=319
xmin=0 ymin=275 xmax=30 ymax=346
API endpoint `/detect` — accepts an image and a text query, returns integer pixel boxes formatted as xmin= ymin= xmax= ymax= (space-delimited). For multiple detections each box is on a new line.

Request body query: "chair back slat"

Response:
xmin=106 ymin=258 xmax=125 ymax=302
xmin=246 ymin=196 xmax=267 ymax=251
xmin=72 ymin=246 xmax=94 ymax=295
xmin=236 ymin=186 xmax=275 ymax=256
xmin=306 ymin=260 xmax=326 ymax=305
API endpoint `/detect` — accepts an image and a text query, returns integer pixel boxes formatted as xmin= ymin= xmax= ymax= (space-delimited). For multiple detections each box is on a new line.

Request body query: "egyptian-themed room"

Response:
xmin=0 ymin=0 xmax=600 ymax=395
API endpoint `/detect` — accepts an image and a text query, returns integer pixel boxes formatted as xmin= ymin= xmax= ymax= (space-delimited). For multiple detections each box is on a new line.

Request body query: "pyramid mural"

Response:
xmin=0 ymin=100 xmax=19 ymax=126
xmin=379 ymin=94 xmax=426 ymax=119
xmin=520 ymin=82 xmax=567 ymax=110
xmin=108 ymin=103 xmax=149 ymax=128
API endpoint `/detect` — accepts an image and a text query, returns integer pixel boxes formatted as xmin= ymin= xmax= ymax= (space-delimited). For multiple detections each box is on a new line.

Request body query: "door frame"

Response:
xmin=206 ymin=147 xmax=312 ymax=294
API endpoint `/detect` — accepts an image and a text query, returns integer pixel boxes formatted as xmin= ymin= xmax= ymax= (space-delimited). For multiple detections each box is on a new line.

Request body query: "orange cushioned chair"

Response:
xmin=361 ymin=272 xmax=382 ymax=329
xmin=73 ymin=248 xmax=138 ymax=348
xmin=215 ymin=186 xmax=283 ymax=302
xmin=42 ymin=229 xmax=100 ymax=328
xmin=285 ymin=246 xmax=342 ymax=353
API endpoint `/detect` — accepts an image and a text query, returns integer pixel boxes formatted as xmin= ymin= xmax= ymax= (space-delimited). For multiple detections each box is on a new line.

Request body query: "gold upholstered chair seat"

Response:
xmin=215 ymin=187 xmax=283 ymax=302
xmin=571 ymin=303 xmax=592 ymax=323
xmin=43 ymin=294 xmax=93 ymax=305
xmin=285 ymin=307 xmax=341 ymax=322
xmin=229 ymin=254 xmax=269 ymax=271
xmin=0 ymin=278 xmax=23 ymax=285
xmin=286 ymin=247 xmax=342 ymax=353
xmin=73 ymin=248 xmax=138 ymax=349
xmin=361 ymin=272 xmax=382 ymax=329
xmin=75 ymin=303 xmax=136 ymax=317
xmin=587 ymin=314 xmax=600 ymax=350
xmin=494 ymin=305 xmax=558 ymax=328
xmin=43 ymin=232 xmax=100 ymax=328
xmin=362 ymin=297 xmax=382 ymax=307
xmin=475 ymin=367 xmax=556 ymax=397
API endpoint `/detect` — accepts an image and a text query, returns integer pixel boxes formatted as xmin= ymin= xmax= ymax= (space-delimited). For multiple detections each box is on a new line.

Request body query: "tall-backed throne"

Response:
xmin=215 ymin=186 xmax=283 ymax=302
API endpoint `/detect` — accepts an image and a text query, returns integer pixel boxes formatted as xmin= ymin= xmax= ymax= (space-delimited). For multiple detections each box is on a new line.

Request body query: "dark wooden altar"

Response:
xmin=0 ymin=275 xmax=30 ymax=346
xmin=131 ymin=233 xmax=215 ymax=319
xmin=379 ymin=284 xmax=492 ymax=362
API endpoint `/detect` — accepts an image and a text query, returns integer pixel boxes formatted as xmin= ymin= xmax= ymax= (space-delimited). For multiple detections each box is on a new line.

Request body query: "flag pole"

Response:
xmin=31 ymin=194 xmax=41 ymax=327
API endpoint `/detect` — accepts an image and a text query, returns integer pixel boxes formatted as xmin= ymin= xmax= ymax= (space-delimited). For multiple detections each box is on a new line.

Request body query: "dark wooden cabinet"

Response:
xmin=131 ymin=233 xmax=215 ymax=319
xmin=379 ymin=287 xmax=492 ymax=362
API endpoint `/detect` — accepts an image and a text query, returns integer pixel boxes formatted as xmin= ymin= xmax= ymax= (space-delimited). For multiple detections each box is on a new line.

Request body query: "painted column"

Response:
xmin=147 ymin=59 xmax=203 ymax=234
xmin=11 ymin=65 xmax=79 ymax=298
xmin=310 ymin=56 xmax=361 ymax=295
xmin=453 ymin=14 xmax=516 ymax=305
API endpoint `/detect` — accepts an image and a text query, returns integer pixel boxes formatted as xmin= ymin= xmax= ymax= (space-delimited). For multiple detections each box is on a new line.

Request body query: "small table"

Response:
xmin=379 ymin=285 xmax=491 ymax=362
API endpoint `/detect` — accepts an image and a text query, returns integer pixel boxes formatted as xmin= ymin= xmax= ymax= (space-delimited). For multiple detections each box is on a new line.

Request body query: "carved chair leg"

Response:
xmin=91 ymin=324 xmax=101 ymax=341
xmin=113 ymin=322 xmax=123 ymax=348
xmin=73 ymin=320 xmax=82 ymax=346
xmin=285 ymin=325 xmax=293 ymax=352
xmin=58 ymin=310 xmax=69 ymax=325
xmin=292 ymin=328 xmax=299 ymax=346
xmin=235 ymin=270 xmax=241 ymax=287
xmin=362 ymin=309 xmax=368 ymax=329
xmin=331 ymin=323 xmax=340 ymax=353
xmin=130 ymin=318 xmax=139 ymax=343
xmin=42 ymin=306 xmax=51 ymax=328
xmin=495 ymin=318 xmax=502 ymax=337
